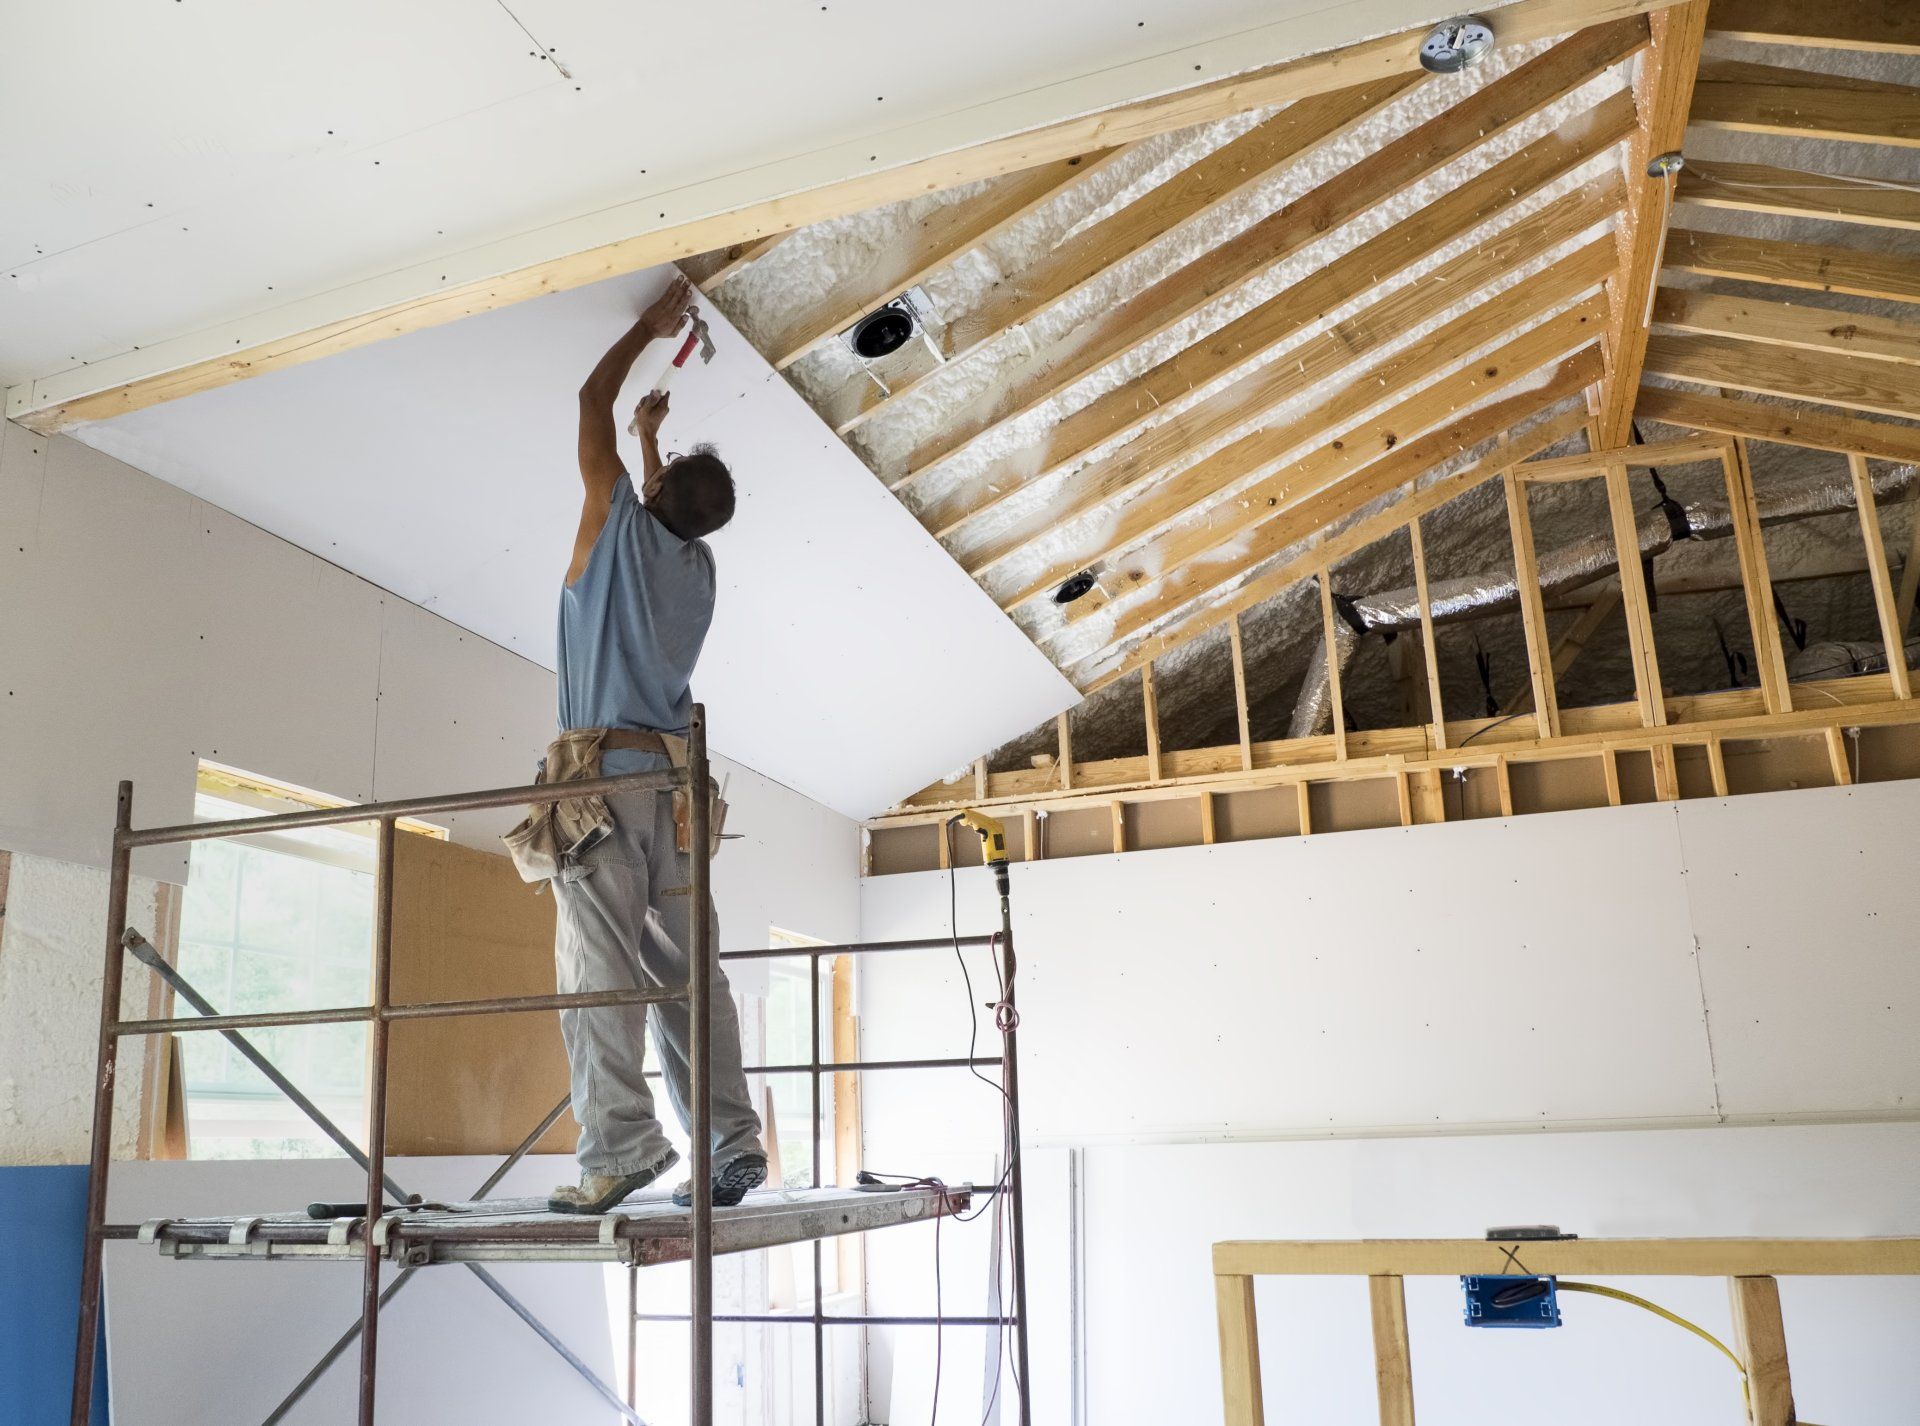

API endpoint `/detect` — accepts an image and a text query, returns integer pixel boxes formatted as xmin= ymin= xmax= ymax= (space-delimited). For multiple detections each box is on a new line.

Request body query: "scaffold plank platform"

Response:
xmin=108 ymin=1184 xmax=968 ymax=1267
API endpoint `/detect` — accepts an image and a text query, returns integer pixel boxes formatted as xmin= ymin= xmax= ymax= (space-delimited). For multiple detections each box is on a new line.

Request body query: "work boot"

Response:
xmin=548 ymin=1150 xmax=679 ymax=1214
xmin=673 ymin=1151 xmax=769 ymax=1208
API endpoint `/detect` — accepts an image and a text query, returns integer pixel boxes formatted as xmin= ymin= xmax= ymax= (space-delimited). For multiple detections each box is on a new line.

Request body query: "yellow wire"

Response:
xmin=1546 ymin=1281 xmax=1829 ymax=1425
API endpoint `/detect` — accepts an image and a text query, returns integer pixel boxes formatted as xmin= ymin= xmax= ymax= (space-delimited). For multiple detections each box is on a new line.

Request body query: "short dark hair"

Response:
xmin=651 ymin=444 xmax=735 ymax=540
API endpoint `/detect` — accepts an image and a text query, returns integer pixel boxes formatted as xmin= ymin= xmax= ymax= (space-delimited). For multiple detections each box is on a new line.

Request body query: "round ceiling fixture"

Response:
xmin=849 ymin=304 xmax=917 ymax=360
xmin=1418 ymin=16 xmax=1494 ymax=73
xmin=1053 ymin=570 xmax=1097 ymax=604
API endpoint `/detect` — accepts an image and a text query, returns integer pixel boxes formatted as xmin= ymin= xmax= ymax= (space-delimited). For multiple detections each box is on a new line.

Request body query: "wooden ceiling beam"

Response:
xmin=1074 ymin=360 xmax=1600 ymax=691
xmin=1632 ymin=385 xmax=1920 ymax=463
xmin=1590 ymin=0 xmax=1708 ymax=451
xmin=894 ymin=21 xmax=1650 ymax=482
xmin=1677 ymin=160 xmax=1920 ymax=231
xmin=954 ymin=213 xmax=1620 ymax=584
xmin=1651 ymin=288 xmax=1920 ymax=366
xmin=919 ymin=112 xmax=1631 ymax=540
xmin=691 ymin=231 xmax=794 ymax=292
xmin=1058 ymin=310 xmax=1607 ymax=654
xmin=1705 ymin=0 xmax=1920 ymax=55
xmin=1690 ymin=62 xmax=1920 ymax=148
xmin=1643 ymin=333 xmax=1920 ymax=419
xmin=1662 ymin=228 xmax=1920 ymax=305
xmin=3 ymin=0 xmax=1690 ymax=433
xmin=762 ymin=148 xmax=1132 ymax=368
xmin=1014 ymin=250 xmax=1614 ymax=617
xmin=829 ymin=74 xmax=1423 ymax=433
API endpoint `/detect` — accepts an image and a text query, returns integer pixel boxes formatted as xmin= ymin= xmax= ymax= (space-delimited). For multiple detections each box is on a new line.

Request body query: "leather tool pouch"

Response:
xmin=659 ymin=734 xmax=727 ymax=859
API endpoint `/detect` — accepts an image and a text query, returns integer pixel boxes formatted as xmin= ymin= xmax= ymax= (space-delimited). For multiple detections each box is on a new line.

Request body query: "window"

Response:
xmin=174 ymin=766 xmax=441 ymax=1159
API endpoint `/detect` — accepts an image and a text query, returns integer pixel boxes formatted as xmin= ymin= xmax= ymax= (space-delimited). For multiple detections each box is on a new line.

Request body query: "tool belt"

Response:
xmin=500 ymin=727 xmax=728 ymax=885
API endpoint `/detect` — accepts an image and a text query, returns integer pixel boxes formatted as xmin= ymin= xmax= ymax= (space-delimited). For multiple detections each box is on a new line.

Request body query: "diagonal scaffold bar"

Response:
xmin=118 ymin=929 xmax=639 ymax=1424
xmin=70 ymin=710 xmax=712 ymax=1426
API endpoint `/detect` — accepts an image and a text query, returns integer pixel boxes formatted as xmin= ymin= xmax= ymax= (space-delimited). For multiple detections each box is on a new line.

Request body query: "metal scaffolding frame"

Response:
xmin=69 ymin=702 xmax=1033 ymax=1425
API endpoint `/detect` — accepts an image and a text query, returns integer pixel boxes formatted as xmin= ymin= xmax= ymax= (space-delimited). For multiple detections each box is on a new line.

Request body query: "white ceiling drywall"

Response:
xmin=1 ymin=0 xmax=1471 ymax=404
xmin=71 ymin=268 xmax=1077 ymax=819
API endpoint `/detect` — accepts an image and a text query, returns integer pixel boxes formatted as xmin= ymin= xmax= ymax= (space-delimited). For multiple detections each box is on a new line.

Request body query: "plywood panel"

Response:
xmin=1678 ymin=782 xmax=1920 ymax=1119
xmin=385 ymin=835 xmax=574 ymax=1157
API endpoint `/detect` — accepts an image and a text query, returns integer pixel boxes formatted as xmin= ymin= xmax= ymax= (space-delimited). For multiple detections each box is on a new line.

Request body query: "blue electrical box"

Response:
xmin=1461 ymin=1274 xmax=1561 ymax=1328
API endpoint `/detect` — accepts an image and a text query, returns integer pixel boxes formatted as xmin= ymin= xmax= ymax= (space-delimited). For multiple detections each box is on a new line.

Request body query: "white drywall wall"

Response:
xmin=65 ymin=267 xmax=1076 ymax=819
xmin=3 ymin=0 xmax=1475 ymax=411
xmin=0 ymin=421 xmax=862 ymax=1175
xmin=855 ymin=781 xmax=1920 ymax=1420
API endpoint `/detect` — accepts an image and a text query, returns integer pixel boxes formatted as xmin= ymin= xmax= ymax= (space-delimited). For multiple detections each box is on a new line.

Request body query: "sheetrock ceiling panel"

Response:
xmin=1 ymin=0 xmax=1464 ymax=389
xmin=71 ymin=269 xmax=1077 ymax=819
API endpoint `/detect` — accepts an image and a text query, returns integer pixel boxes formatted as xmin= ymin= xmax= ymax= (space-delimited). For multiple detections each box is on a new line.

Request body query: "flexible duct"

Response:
xmin=1289 ymin=461 xmax=1920 ymax=734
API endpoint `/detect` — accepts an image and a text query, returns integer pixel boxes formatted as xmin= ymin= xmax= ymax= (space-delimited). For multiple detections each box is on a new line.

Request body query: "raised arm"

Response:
xmin=569 ymin=275 xmax=690 ymax=584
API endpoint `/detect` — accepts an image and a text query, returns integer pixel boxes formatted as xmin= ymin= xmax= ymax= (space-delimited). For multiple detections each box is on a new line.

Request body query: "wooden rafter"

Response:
xmin=1690 ymin=61 xmax=1920 ymax=148
xmin=1651 ymin=289 xmax=1920 ymax=367
xmin=692 ymin=231 xmax=793 ymax=292
xmin=1504 ymin=468 xmax=1561 ymax=735
xmin=1676 ymin=160 xmax=1920 ymax=231
xmin=829 ymin=73 xmax=1423 ymax=433
xmin=1054 ymin=296 xmax=1610 ymax=648
xmin=1705 ymin=0 xmax=1920 ymax=55
xmin=948 ymin=179 xmax=1624 ymax=576
xmin=1662 ymin=228 xmax=1920 ymax=306
xmin=1643 ymin=334 xmax=1920 ymax=421
xmin=1074 ymin=353 xmax=1602 ymax=691
xmin=920 ymin=119 xmax=1631 ymax=541
xmin=763 ymin=149 xmax=1131 ymax=367
xmin=1040 ymin=263 xmax=1615 ymax=624
xmin=1848 ymin=454 xmax=1913 ymax=702
xmin=1591 ymin=0 xmax=1708 ymax=450
xmin=894 ymin=21 xmax=1651 ymax=483
xmin=1634 ymin=386 xmax=1920 ymax=463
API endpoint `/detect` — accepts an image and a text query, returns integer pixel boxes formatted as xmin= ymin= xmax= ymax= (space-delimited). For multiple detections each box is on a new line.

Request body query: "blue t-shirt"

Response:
xmin=557 ymin=476 xmax=715 ymax=773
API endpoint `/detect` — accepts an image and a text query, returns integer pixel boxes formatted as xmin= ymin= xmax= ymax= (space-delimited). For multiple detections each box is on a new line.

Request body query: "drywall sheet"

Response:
xmin=3 ymin=0 xmax=1466 ymax=404
xmin=1678 ymin=781 xmax=1920 ymax=1120
xmin=0 ymin=1165 xmax=108 ymax=1426
xmin=861 ymin=802 xmax=1721 ymax=1144
xmin=72 ymin=269 xmax=1076 ymax=818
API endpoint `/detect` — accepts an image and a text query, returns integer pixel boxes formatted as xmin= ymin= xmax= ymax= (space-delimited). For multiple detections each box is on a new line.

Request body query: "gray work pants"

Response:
xmin=551 ymin=780 xmax=762 ymax=1176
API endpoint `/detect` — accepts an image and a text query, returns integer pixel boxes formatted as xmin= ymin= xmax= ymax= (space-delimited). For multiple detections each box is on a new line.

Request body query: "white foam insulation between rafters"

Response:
xmin=692 ymin=21 xmax=1920 ymax=774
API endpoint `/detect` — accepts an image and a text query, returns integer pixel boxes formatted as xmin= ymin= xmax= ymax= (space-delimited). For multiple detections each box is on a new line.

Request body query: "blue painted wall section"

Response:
xmin=1 ymin=1165 xmax=110 ymax=1425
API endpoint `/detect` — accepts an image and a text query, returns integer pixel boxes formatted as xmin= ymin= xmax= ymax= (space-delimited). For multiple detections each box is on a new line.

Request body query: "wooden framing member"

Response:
xmin=1728 ymin=1276 xmax=1796 ymax=1426
xmin=1603 ymin=457 xmax=1667 ymax=727
xmin=1848 ymin=453 xmax=1913 ymax=700
xmin=766 ymin=147 xmax=1130 ymax=368
xmin=10 ymin=0 xmax=1679 ymax=434
xmin=1229 ymin=617 xmax=1254 ymax=772
xmin=1690 ymin=61 xmax=1920 ymax=148
xmin=1825 ymin=725 xmax=1855 ymax=787
xmin=1706 ymin=735 xmax=1729 ymax=796
xmin=1025 ymin=247 xmax=1617 ymax=619
xmin=1722 ymin=438 xmax=1793 ymax=715
xmin=920 ymin=156 xmax=1627 ymax=539
xmin=1142 ymin=663 xmax=1164 ymax=783
xmin=1057 ymin=712 xmax=1075 ymax=792
xmin=1592 ymin=0 xmax=1708 ymax=449
xmin=1634 ymin=386 xmax=1920 ymax=466
xmin=1652 ymin=288 xmax=1920 ymax=368
xmin=830 ymin=952 xmax=864 ymax=1290
xmin=1602 ymin=746 xmax=1624 ymax=804
xmin=1677 ymin=160 xmax=1920 ymax=232
xmin=1216 ymin=1235 xmax=1920 ymax=1278
xmin=1642 ymin=335 xmax=1920 ymax=422
xmin=1503 ymin=586 xmax=1622 ymax=715
xmin=1706 ymin=0 xmax=1920 ymax=54
xmin=899 ymin=24 xmax=1648 ymax=479
xmin=834 ymin=73 xmax=1421 ymax=431
xmin=1504 ymin=467 xmax=1561 ymax=737
xmin=1369 ymin=1276 xmax=1416 ymax=1426
xmin=1059 ymin=303 xmax=1610 ymax=659
xmin=1408 ymin=517 xmax=1448 ymax=752
xmin=1662 ymin=228 xmax=1920 ymax=306
xmin=1897 ymin=510 xmax=1920 ymax=643
xmin=691 ymin=230 xmax=792 ymax=291
xmin=1215 ymin=1273 xmax=1265 ymax=1426
xmin=1199 ymin=790 xmax=1218 ymax=845
xmin=1319 ymin=569 xmax=1349 ymax=761
xmin=1296 ymin=781 xmax=1314 ymax=836
xmin=1075 ymin=353 xmax=1601 ymax=692
xmin=1110 ymin=800 xmax=1127 ymax=855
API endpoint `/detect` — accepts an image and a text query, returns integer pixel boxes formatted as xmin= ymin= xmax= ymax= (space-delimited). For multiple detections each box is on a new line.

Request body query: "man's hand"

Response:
xmin=631 ymin=390 xmax=670 ymax=439
xmin=640 ymin=275 xmax=693 ymax=340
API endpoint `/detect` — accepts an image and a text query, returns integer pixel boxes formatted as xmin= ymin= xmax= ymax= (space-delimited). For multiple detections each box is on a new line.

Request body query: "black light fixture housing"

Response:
xmin=1053 ymin=570 xmax=1097 ymax=604
xmin=849 ymin=302 xmax=918 ymax=360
